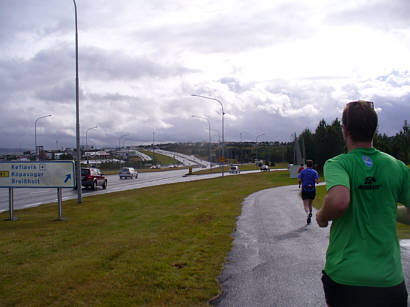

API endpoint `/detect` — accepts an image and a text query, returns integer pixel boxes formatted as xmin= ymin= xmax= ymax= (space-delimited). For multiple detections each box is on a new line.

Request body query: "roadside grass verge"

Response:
xmin=0 ymin=171 xmax=294 ymax=306
xmin=192 ymin=162 xmax=289 ymax=175
xmin=140 ymin=150 xmax=181 ymax=166
xmin=103 ymin=166 xmax=189 ymax=176
xmin=313 ymin=186 xmax=410 ymax=239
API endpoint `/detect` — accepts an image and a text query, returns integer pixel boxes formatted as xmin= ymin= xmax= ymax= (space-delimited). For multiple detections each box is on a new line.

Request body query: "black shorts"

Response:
xmin=302 ymin=190 xmax=316 ymax=200
xmin=321 ymin=271 xmax=408 ymax=307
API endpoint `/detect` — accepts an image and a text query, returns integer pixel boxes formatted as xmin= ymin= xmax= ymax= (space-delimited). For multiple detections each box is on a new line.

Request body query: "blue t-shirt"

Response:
xmin=298 ymin=168 xmax=319 ymax=192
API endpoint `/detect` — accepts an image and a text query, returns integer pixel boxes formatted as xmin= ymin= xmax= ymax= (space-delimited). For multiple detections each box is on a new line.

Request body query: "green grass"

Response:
xmin=313 ymin=185 xmax=410 ymax=239
xmin=0 ymin=171 xmax=294 ymax=306
xmin=192 ymin=162 xmax=289 ymax=175
xmin=103 ymin=166 xmax=189 ymax=176
xmin=140 ymin=150 xmax=181 ymax=166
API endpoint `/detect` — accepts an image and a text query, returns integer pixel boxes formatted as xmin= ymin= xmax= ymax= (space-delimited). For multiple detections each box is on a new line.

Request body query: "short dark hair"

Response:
xmin=306 ymin=160 xmax=313 ymax=167
xmin=342 ymin=100 xmax=377 ymax=142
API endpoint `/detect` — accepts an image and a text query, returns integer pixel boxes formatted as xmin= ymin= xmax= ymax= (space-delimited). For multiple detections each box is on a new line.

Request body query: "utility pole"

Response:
xmin=73 ymin=0 xmax=82 ymax=203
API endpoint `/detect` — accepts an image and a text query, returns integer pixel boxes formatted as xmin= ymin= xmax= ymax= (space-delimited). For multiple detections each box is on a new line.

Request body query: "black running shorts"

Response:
xmin=302 ymin=190 xmax=316 ymax=200
xmin=321 ymin=271 xmax=408 ymax=307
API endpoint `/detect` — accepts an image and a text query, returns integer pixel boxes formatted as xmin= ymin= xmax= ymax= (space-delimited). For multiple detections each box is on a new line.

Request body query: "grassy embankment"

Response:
xmin=192 ymin=162 xmax=289 ymax=175
xmin=102 ymin=151 xmax=186 ymax=175
xmin=0 ymin=171 xmax=295 ymax=306
xmin=139 ymin=150 xmax=181 ymax=167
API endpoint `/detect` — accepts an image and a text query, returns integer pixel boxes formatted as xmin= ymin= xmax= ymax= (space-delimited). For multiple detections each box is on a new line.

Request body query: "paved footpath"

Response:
xmin=211 ymin=185 xmax=410 ymax=307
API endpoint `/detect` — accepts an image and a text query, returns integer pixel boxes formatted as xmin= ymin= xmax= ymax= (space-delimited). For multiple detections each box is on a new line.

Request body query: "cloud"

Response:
xmin=132 ymin=2 xmax=315 ymax=54
xmin=0 ymin=1 xmax=409 ymax=149
xmin=326 ymin=0 xmax=410 ymax=29
xmin=79 ymin=47 xmax=194 ymax=80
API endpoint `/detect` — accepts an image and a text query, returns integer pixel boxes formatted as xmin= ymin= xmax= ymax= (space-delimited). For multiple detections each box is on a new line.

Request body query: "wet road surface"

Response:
xmin=212 ymin=185 xmax=410 ymax=307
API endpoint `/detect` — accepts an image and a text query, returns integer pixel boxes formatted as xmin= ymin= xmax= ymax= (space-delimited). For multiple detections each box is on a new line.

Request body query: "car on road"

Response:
xmin=230 ymin=165 xmax=240 ymax=174
xmin=260 ymin=165 xmax=270 ymax=172
xmin=81 ymin=167 xmax=107 ymax=190
xmin=119 ymin=167 xmax=138 ymax=179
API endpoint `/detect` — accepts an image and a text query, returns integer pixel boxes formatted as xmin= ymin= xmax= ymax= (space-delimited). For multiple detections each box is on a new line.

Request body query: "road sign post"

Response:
xmin=0 ymin=161 xmax=75 ymax=221
xmin=219 ymin=156 xmax=225 ymax=176
xmin=56 ymin=188 xmax=65 ymax=221
xmin=6 ymin=187 xmax=17 ymax=221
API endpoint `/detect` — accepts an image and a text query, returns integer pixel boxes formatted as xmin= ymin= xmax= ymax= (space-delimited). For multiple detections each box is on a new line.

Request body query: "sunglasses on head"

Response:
xmin=346 ymin=100 xmax=374 ymax=109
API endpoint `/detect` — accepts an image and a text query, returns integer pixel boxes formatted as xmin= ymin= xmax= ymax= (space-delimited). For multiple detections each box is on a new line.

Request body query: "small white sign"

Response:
xmin=0 ymin=161 xmax=75 ymax=188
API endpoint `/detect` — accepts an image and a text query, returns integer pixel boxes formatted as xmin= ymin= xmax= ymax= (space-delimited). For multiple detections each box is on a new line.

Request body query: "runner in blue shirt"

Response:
xmin=298 ymin=160 xmax=319 ymax=224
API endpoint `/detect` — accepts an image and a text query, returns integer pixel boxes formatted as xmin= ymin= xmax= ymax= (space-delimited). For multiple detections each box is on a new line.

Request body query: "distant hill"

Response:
xmin=0 ymin=148 xmax=29 ymax=155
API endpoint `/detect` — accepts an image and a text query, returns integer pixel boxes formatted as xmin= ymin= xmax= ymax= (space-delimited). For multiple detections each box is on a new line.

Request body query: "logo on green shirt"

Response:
xmin=362 ymin=155 xmax=373 ymax=167
xmin=359 ymin=176 xmax=381 ymax=190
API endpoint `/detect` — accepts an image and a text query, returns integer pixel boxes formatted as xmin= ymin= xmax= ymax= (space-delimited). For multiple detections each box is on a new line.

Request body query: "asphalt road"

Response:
xmin=211 ymin=185 xmax=410 ymax=307
xmin=0 ymin=168 xmax=264 ymax=213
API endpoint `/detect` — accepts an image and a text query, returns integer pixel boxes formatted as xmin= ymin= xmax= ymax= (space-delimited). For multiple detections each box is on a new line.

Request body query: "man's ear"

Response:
xmin=342 ymin=125 xmax=348 ymax=138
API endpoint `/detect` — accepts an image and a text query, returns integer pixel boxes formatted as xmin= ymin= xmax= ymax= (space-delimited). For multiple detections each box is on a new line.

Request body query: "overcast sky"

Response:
xmin=1 ymin=0 xmax=409 ymax=150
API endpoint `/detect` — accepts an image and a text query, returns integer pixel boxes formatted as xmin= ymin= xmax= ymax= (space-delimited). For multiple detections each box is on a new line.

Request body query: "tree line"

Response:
xmin=159 ymin=119 xmax=409 ymax=171
xmin=298 ymin=119 xmax=409 ymax=171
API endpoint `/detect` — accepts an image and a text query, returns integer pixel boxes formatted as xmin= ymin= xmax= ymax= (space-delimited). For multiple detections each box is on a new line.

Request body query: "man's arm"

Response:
xmin=397 ymin=206 xmax=410 ymax=225
xmin=316 ymin=185 xmax=350 ymax=227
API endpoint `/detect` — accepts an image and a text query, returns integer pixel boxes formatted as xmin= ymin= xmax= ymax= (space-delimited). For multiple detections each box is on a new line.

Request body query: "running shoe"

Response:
xmin=307 ymin=212 xmax=312 ymax=225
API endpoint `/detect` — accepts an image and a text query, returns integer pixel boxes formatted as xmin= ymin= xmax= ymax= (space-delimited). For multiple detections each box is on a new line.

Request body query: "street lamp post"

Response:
xmin=192 ymin=115 xmax=212 ymax=168
xmin=118 ymin=134 xmax=128 ymax=149
xmin=212 ymin=129 xmax=221 ymax=163
xmin=73 ymin=0 xmax=82 ymax=204
xmin=34 ymin=114 xmax=52 ymax=160
xmin=255 ymin=133 xmax=265 ymax=163
xmin=85 ymin=126 xmax=97 ymax=165
xmin=117 ymin=134 xmax=128 ymax=165
xmin=192 ymin=94 xmax=225 ymax=177
xmin=152 ymin=130 xmax=155 ymax=163
xmin=240 ymin=132 xmax=243 ymax=163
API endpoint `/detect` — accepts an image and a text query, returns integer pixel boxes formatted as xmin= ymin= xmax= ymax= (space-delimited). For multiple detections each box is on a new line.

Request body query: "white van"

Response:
xmin=119 ymin=167 xmax=138 ymax=179
xmin=229 ymin=165 xmax=240 ymax=174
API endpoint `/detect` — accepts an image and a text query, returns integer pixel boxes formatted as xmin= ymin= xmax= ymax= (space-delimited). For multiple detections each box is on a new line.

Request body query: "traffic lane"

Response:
xmin=211 ymin=185 xmax=410 ymax=306
xmin=0 ymin=170 xmax=188 ymax=212
xmin=0 ymin=168 xmax=216 ymax=212
xmin=0 ymin=168 xmax=282 ymax=213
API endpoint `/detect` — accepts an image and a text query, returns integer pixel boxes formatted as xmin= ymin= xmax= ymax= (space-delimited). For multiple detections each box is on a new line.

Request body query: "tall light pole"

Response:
xmin=118 ymin=134 xmax=128 ymax=149
xmin=192 ymin=94 xmax=225 ymax=177
xmin=73 ymin=0 xmax=82 ymax=204
xmin=255 ymin=133 xmax=265 ymax=163
xmin=85 ymin=126 xmax=97 ymax=165
xmin=152 ymin=130 xmax=156 ymax=164
xmin=240 ymin=132 xmax=243 ymax=163
xmin=212 ymin=129 xmax=221 ymax=143
xmin=211 ymin=129 xmax=221 ymax=163
xmin=192 ymin=115 xmax=212 ymax=168
xmin=34 ymin=114 xmax=52 ymax=160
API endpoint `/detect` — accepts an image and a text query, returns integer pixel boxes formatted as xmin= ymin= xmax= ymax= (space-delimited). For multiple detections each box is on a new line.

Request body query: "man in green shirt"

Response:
xmin=316 ymin=100 xmax=410 ymax=306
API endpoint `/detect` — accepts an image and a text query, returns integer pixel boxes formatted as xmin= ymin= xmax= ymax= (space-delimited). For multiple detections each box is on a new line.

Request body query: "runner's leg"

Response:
xmin=307 ymin=199 xmax=313 ymax=215
xmin=303 ymin=199 xmax=310 ymax=214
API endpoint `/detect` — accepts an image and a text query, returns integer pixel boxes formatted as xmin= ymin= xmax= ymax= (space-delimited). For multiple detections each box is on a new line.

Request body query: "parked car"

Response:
xmin=119 ymin=167 xmax=138 ymax=179
xmin=260 ymin=165 xmax=270 ymax=171
xmin=230 ymin=165 xmax=240 ymax=174
xmin=81 ymin=167 xmax=107 ymax=189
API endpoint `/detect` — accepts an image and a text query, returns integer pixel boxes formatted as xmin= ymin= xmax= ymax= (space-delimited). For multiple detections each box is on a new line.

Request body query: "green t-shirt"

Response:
xmin=324 ymin=147 xmax=410 ymax=287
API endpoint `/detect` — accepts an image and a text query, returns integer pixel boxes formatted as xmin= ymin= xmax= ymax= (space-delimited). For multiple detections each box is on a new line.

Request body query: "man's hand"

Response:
xmin=316 ymin=212 xmax=328 ymax=228
xmin=316 ymin=185 xmax=350 ymax=228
